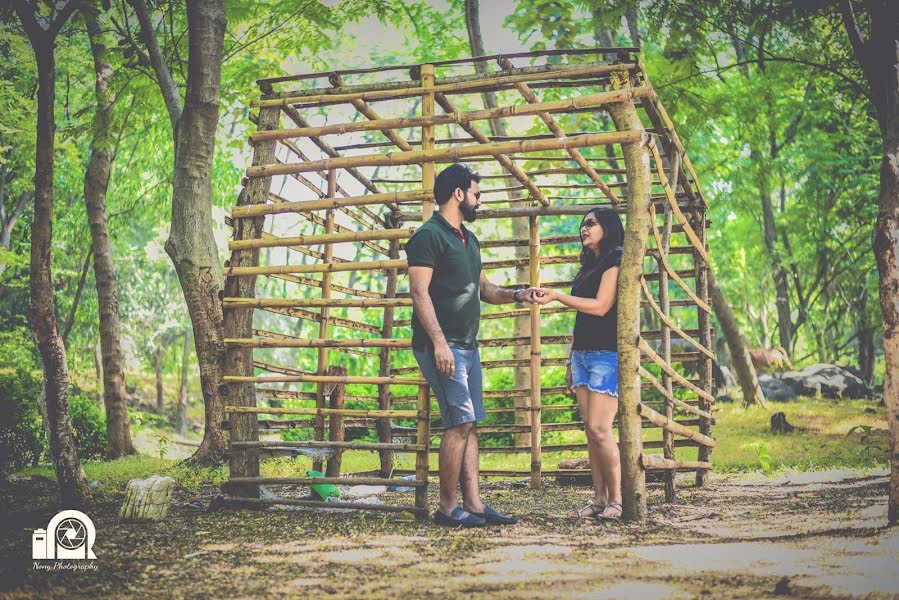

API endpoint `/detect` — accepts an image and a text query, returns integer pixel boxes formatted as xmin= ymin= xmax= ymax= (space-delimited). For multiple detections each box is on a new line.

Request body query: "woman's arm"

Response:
xmin=536 ymin=266 xmax=619 ymax=316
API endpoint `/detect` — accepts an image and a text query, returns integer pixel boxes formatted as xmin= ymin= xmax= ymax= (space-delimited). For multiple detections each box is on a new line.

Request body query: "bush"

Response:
xmin=0 ymin=368 xmax=47 ymax=472
xmin=69 ymin=394 xmax=108 ymax=460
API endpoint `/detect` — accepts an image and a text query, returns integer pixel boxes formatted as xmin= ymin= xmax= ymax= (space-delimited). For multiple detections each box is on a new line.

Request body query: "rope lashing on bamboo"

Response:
xmin=228 ymin=228 xmax=417 ymax=250
xmin=252 ymin=62 xmax=639 ymax=108
xmin=636 ymin=402 xmax=716 ymax=447
xmin=648 ymin=139 xmax=710 ymax=263
xmin=648 ymin=204 xmax=712 ymax=314
xmin=637 ymin=338 xmax=716 ymax=404
xmin=639 ymin=277 xmax=714 ymax=360
xmin=497 ymin=56 xmax=621 ymax=204
xmin=245 ymin=130 xmax=644 ymax=178
xmin=637 ymin=365 xmax=713 ymax=420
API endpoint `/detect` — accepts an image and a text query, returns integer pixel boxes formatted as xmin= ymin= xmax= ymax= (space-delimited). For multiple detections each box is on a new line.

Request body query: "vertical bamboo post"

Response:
xmin=414 ymin=383 xmax=431 ymax=518
xmin=694 ymin=209 xmax=713 ymax=486
xmin=528 ymin=215 xmax=542 ymax=488
xmin=377 ymin=230 xmax=399 ymax=477
xmin=225 ymin=105 xmax=280 ymax=496
xmin=659 ymin=203 xmax=675 ymax=502
xmin=313 ymin=169 xmax=337 ymax=472
xmin=421 ymin=64 xmax=436 ymax=221
xmin=609 ymin=72 xmax=649 ymax=521
xmin=325 ymin=365 xmax=347 ymax=477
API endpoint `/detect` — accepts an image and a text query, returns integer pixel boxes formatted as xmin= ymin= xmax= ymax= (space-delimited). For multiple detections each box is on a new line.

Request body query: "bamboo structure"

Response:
xmin=221 ymin=49 xmax=714 ymax=521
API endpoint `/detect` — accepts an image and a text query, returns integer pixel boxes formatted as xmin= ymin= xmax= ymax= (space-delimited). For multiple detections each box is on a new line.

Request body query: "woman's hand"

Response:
xmin=532 ymin=287 xmax=556 ymax=305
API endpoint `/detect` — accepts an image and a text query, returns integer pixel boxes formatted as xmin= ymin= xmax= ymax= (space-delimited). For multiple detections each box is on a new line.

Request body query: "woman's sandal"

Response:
xmin=576 ymin=503 xmax=606 ymax=519
xmin=597 ymin=501 xmax=623 ymax=521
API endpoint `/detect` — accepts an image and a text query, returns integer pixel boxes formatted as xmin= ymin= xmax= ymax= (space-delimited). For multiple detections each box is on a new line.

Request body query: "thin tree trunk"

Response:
xmin=708 ymin=269 xmax=766 ymax=407
xmin=177 ymin=329 xmax=191 ymax=435
xmin=93 ymin=338 xmax=103 ymax=386
xmin=608 ymin=95 xmax=649 ymax=521
xmin=155 ymin=342 xmax=165 ymax=413
xmin=83 ymin=6 xmax=135 ymax=458
xmin=857 ymin=287 xmax=875 ymax=386
xmin=759 ymin=185 xmax=793 ymax=352
xmin=61 ymin=246 xmax=92 ymax=347
xmin=14 ymin=0 xmax=89 ymax=506
xmin=839 ymin=0 xmax=899 ymax=524
xmin=134 ymin=0 xmax=229 ymax=463
xmin=465 ymin=0 xmax=532 ymax=446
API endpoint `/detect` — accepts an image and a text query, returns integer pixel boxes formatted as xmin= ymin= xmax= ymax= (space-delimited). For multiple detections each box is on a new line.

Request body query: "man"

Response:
xmin=405 ymin=163 xmax=537 ymax=528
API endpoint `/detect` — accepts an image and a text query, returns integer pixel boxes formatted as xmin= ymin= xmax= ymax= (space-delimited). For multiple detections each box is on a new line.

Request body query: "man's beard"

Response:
xmin=461 ymin=200 xmax=478 ymax=222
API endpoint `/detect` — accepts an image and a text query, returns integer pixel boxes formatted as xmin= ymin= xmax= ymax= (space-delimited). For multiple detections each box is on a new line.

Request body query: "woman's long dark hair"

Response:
xmin=573 ymin=207 xmax=624 ymax=285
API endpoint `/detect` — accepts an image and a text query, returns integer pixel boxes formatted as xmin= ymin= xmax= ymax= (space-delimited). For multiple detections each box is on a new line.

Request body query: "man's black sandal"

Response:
xmin=470 ymin=504 xmax=518 ymax=525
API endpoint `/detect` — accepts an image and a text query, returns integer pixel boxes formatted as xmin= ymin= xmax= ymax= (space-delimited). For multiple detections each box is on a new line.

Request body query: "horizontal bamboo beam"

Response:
xmin=637 ymin=402 xmax=716 ymax=447
xmin=246 ymin=131 xmax=644 ymax=178
xmin=231 ymin=440 xmax=424 ymax=452
xmin=233 ymin=189 xmax=429 ymax=219
xmin=253 ymin=62 xmax=639 ymax=107
xmin=225 ymin=297 xmax=411 ymax=309
xmin=229 ymin=228 xmax=417 ymax=250
xmin=229 ymin=475 xmax=426 ymax=487
xmin=641 ymin=454 xmax=711 ymax=471
xmin=225 ymin=258 xmax=407 ymax=277
xmin=218 ymin=495 xmax=426 ymax=514
xmin=260 ymin=307 xmax=381 ymax=335
xmin=224 ymin=371 xmax=421 ymax=383
xmin=224 ymin=405 xmax=420 ymax=417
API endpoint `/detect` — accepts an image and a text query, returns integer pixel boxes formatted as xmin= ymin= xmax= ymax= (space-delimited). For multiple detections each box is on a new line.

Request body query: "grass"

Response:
xmin=15 ymin=397 xmax=888 ymax=494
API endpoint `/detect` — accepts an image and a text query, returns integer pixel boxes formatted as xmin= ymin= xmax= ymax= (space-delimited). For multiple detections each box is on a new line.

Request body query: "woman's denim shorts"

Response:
xmin=571 ymin=350 xmax=619 ymax=397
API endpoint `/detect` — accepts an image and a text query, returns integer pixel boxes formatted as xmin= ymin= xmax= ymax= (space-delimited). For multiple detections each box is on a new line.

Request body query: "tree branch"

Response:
xmin=129 ymin=0 xmax=182 ymax=129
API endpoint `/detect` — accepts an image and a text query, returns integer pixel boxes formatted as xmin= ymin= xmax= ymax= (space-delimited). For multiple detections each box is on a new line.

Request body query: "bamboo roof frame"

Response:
xmin=222 ymin=49 xmax=715 ymax=521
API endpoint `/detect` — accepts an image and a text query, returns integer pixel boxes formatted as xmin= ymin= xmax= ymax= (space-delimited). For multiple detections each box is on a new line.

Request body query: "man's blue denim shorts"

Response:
xmin=571 ymin=350 xmax=619 ymax=397
xmin=413 ymin=345 xmax=485 ymax=428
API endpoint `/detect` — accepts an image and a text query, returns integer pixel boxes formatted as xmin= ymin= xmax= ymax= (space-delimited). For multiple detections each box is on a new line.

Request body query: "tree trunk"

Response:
xmin=608 ymin=95 xmax=649 ymax=521
xmin=61 ymin=247 xmax=92 ymax=347
xmin=839 ymin=0 xmax=899 ymax=524
xmin=465 ymin=0 xmax=532 ymax=446
xmin=177 ymin=329 xmax=191 ymax=435
xmin=857 ymin=287 xmax=875 ymax=386
xmin=162 ymin=0 xmax=228 ymax=464
xmin=708 ymin=269 xmax=766 ymax=407
xmin=83 ymin=7 xmax=135 ymax=458
xmin=759 ymin=186 xmax=793 ymax=352
xmin=93 ymin=337 xmax=103 ymax=386
xmin=14 ymin=1 xmax=89 ymax=506
xmin=155 ymin=342 xmax=165 ymax=413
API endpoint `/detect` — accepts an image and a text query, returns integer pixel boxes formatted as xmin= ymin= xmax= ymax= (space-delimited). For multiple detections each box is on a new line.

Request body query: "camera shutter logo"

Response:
xmin=32 ymin=510 xmax=97 ymax=560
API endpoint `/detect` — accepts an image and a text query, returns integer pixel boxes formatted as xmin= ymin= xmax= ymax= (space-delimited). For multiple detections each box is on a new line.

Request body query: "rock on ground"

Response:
xmin=780 ymin=364 xmax=868 ymax=399
xmin=119 ymin=475 xmax=176 ymax=521
xmin=759 ymin=374 xmax=797 ymax=402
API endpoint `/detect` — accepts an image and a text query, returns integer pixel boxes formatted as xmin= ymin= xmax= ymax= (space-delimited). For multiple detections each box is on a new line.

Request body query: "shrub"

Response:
xmin=0 ymin=368 xmax=47 ymax=472
xmin=69 ymin=394 xmax=108 ymax=460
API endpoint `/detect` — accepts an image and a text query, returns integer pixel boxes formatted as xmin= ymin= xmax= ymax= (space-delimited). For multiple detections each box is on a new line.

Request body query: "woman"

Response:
xmin=534 ymin=207 xmax=624 ymax=520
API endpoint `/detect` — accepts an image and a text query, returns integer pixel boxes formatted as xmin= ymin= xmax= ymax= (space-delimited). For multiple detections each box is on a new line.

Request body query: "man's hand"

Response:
xmin=434 ymin=341 xmax=455 ymax=376
xmin=514 ymin=287 xmax=542 ymax=304
xmin=531 ymin=287 xmax=556 ymax=305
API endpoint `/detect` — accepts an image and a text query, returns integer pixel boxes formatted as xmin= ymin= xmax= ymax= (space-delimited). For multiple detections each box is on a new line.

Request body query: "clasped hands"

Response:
xmin=517 ymin=287 xmax=557 ymax=306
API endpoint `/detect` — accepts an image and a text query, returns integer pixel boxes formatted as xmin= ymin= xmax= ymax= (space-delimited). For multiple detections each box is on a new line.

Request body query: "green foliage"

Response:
xmin=748 ymin=439 xmax=773 ymax=473
xmin=69 ymin=394 xmax=108 ymax=461
xmin=0 ymin=368 xmax=46 ymax=472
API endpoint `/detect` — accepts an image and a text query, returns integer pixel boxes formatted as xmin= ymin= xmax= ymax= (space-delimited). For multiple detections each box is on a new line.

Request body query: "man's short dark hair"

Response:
xmin=434 ymin=163 xmax=481 ymax=205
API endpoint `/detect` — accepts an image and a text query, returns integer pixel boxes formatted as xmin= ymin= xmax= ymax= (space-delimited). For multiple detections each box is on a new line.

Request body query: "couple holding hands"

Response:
xmin=407 ymin=163 xmax=624 ymax=527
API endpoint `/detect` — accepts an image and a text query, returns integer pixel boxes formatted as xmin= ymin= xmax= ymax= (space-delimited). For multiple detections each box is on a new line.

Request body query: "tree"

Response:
xmin=81 ymin=3 xmax=135 ymax=458
xmin=838 ymin=0 xmax=899 ymax=525
xmin=13 ymin=0 xmax=90 ymax=506
xmin=131 ymin=0 xmax=229 ymax=463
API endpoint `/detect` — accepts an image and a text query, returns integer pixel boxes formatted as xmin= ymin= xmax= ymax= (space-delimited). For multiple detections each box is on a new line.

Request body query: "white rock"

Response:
xmin=119 ymin=475 xmax=176 ymax=522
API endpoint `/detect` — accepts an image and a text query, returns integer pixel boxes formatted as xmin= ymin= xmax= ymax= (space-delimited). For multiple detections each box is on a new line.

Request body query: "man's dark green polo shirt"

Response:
xmin=405 ymin=212 xmax=482 ymax=350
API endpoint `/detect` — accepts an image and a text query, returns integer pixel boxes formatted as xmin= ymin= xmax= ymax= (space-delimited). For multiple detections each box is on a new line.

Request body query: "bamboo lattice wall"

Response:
xmin=221 ymin=48 xmax=715 ymax=520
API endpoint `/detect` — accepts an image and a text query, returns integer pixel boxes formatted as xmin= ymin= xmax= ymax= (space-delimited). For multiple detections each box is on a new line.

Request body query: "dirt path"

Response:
xmin=1 ymin=469 xmax=895 ymax=599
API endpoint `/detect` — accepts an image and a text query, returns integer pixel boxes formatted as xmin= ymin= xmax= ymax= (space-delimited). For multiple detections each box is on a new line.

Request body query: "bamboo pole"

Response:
xmin=225 ymin=258 xmax=407 ymax=277
xmin=649 ymin=204 xmax=712 ymax=314
xmin=246 ymin=131 xmax=643 ymax=178
xmin=252 ymin=62 xmax=639 ymax=108
xmin=224 ymin=297 xmax=411 ymax=309
xmin=325 ymin=365 xmax=347 ymax=476
xmin=232 ymin=190 xmax=429 ymax=218
xmin=434 ymin=92 xmax=549 ymax=206
xmin=640 ymin=277 xmax=714 ymax=359
xmin=528 ymin=216 xmax=542 ymax=488
xmin=638 ymin=338 xmax=716 ymax=404
xmin=260 ymin=306 xmax=381 ymax=335
xmin=229 ymin=475 xmax=426 ymax=486
xmin=694 ymin=210 xmax=714 ymax=486
xmin=658 ymin=199 xmax=676 ymax=503
xmin=232 ymin=439 xmax=424 ymax=452
xmin=415 ymin=384 xmax=431 ymax=517
xmin=497 ymin=56 xmax=620 ymax=204
xmin=224 ymin=406 xmax=421 ymax=418
xmin=224 ymin=338 xmax=413 ymax=349
xmin=637 ymin=366 xmax=713 ymax=420
xmin=377 ymin=234 xmax=400 ymax=477
xmin=637 ymin=403 xmax=716 ymax=447
xmin=648 ymin=141 xmax=709 ymax=263
xmin=640 ymin=454 xmax=711 ymax=470
xmin=421 ymin=64 xmax=436 ymax=221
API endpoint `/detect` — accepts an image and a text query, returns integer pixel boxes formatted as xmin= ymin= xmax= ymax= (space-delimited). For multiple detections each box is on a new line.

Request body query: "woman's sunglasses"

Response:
xmin=581 ymin=218 xmax=599 ymax=229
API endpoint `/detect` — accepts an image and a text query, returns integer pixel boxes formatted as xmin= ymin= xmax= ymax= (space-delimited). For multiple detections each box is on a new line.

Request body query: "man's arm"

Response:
xmin=479 ymin=271 xmax=537 ymax=305
xmin=409 ymin=266 xmax=455 ymax=374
